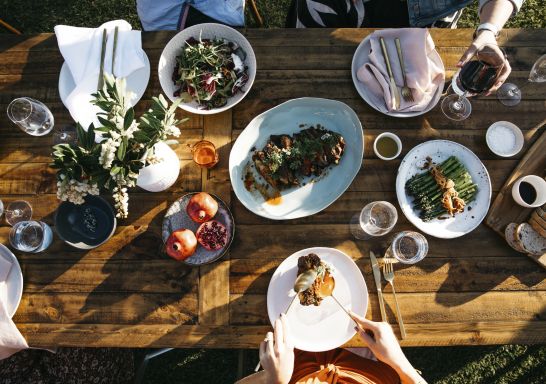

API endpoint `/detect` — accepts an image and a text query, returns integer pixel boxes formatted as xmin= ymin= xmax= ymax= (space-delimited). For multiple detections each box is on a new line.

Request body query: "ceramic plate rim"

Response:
xmin=229 ymin=97 xmax=364 ymax=220
xmin=351 ymin=34 xmax=445 ymax=118
xmin=0 ymin=243 xmax=23 ymax=319
xmin=395 ymin=139 xmax=492 ymax=239
xmin=158 ymin=23 xmax=257 ymax=115
xmin=58 ymin=51 xmax=151 ymax=109
xmin=266 ymin=247 xmax=368 ymax=352
xmin=161 ymin=192 xmax=235 ymax=266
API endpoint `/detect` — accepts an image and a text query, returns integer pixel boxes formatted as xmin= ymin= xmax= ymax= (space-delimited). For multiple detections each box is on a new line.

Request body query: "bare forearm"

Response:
xmin=391 ymin=358 xmax=427 ymax=384
xmin=479 ymin=0 xmax=516 ymax=29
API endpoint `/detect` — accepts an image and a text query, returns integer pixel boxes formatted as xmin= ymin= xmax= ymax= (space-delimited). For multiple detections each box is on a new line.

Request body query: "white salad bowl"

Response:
xmin=158 ymin=23 xmax=256 ymax=115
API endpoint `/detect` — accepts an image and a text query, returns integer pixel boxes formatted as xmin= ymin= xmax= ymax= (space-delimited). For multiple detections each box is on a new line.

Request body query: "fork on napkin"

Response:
xmin=356 ymin=28 xmax=444 ymax=113
xmin=55 ymin=20 xmax=146 ymax=130
xmin=0 ymin=255 xmax=28 ymax=360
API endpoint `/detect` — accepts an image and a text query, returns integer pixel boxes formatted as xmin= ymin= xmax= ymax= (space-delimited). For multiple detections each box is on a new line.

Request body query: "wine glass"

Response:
xmin=0 ymin=199 xmax=4 ymax=220
xmin=351 ymin=201 xmax=398 ymax=240
xmin=9 ymin=220 xmax=53 ymax=253
xmin=386 ymin=231 xmax=428 ymax=264
xmin=5 ymin=200 xmax=33 ymax=226
xmin=497 ymin=54 xmax=546 ymax=106
xmin=441 ymin=44 xmax=506 ymax=121
xmin=53 ymin=124 xmax=78 ymax=145
xmin=7 ymin=97 xmax=54 ymax=136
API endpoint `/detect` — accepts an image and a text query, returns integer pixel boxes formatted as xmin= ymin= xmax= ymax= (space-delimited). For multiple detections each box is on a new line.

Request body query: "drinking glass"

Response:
xmin=386 ymin=231 xmax=428 ymax=264
xmin=5 ymin=200 xmax=33 ymax=226
xmin=351 ymin=201 xmax=398 ymax=239
xmin=9 ymin=220 xmax=53 ymax=253
xmin=497 ymin=54 xmax=546 ymax=106
xmin=441 ymin=44 xmax=505 ymax=121
xmin=0 ymin=199 xmax=4 ymax=219
xmin=189 ymin=140 xmax=219 ymax=168
xmin=7 ymin=97 xmax=54 ymax=136
xmin=53 ymin=124 xmax=78 ymax=145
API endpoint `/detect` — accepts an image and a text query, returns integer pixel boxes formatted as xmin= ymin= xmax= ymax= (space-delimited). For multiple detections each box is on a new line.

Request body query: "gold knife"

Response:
xmin=379 ymin=37 xmax=401 ymax=110
xmin=369 ymin=251 xmax=387 ymax=322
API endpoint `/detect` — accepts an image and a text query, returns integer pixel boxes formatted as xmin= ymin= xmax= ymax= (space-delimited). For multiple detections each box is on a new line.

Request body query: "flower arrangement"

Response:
xmin=51 ymin=74 xmax=184 ymax=218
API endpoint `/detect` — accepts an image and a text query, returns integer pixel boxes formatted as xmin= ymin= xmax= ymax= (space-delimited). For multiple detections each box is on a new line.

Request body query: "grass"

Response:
xmin=1 ymin=1 xmax=545 ymax=383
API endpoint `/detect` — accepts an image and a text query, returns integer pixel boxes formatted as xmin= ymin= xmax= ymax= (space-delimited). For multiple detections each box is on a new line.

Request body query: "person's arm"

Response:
xmin=459 ymin=0 xmax=524 ymax=93
xmin=351 ymin=312 xmax=426 ymax=384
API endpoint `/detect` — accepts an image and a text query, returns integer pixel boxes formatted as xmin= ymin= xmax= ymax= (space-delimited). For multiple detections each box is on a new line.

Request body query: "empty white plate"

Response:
xmin=0 ymin=244 xmax=23 ymax=318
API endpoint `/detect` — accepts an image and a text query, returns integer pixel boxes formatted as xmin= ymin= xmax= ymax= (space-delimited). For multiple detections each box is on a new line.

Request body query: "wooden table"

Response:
xmin=0 ymin=29 xmax=545 ymax=349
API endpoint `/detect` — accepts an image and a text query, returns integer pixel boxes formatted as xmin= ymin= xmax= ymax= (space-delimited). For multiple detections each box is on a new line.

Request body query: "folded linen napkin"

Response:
xmin=55 ymin=20 xmax=145 ymax=129
xmin=0 ymin=255 xmax=28 ymax=360
xmin=357 ymin=28 xmax=444 ymax=113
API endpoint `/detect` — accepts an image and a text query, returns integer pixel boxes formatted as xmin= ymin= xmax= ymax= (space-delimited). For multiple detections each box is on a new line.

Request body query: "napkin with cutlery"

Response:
xmin=357 ymin=28 xmax=444 ymax=113
xmin=0 ymin=255 xmax=28 ymax=360
xmin=55 ymin=20 xmax=146 ymax=129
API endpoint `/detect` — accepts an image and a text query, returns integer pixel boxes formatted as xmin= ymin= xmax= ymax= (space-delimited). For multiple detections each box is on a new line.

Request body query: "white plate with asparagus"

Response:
xmin=396 ymin=140 xmax=491 ymax=239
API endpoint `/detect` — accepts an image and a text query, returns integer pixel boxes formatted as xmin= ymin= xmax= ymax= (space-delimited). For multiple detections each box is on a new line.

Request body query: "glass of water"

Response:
xmin=351 ymin=201 xmax=398 ymax=239
xmin=9 ymin=220 xmax=53 ymax=253
xmin=387 ymin=231 xmax=428 ymax=264
xmin=7 ymin=97 xmax=54 ymax=136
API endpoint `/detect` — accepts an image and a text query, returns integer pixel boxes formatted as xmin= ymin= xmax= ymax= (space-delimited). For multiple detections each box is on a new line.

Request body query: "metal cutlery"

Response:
xmin=379 ymin=37 xmax=401 ymax=110
xmin=382 ymin=257 xmax=406 ymax=339
xmin=395 ymin=38 xmax=414 ymax=103
xmin=369 ymin=251 xmax=387 ymax=322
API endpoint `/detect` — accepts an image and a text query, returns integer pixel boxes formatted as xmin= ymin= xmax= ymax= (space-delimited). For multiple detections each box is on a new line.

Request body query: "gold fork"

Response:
xmin=394 ymin=38 xmax=414 ymax=103
xmin=382 ymin=258 xmax=406 ymax=339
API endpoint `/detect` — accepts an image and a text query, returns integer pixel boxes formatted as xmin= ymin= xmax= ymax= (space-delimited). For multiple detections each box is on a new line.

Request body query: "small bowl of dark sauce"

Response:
xmin=511 ymin=175 xmax=546 ymax=208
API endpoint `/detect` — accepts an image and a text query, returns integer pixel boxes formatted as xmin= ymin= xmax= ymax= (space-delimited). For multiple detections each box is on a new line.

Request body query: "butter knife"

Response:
xmin=369 ymin=251 xmax=387 ymax=322
xmin=379 ymin=37 xmax=401 ymax=111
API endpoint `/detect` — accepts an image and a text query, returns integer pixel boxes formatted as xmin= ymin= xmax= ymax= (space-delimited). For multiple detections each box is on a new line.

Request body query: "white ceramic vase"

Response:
xmin=137 ymin=141 xmax=180 ymax=192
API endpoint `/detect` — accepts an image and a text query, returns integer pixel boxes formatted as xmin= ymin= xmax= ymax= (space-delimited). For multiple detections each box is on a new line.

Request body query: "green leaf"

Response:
xmin=117 ymin=137 xmax=127 ymax=161
xmin=88 ymin=124 xmax=96 ymax=147
xmin=124 ymin=108 xmax=135 ymax=130
xmin=76 ymin=123 xmax=87 ymax=145
xmin=110 ymin=166 xmax=121 ymax=175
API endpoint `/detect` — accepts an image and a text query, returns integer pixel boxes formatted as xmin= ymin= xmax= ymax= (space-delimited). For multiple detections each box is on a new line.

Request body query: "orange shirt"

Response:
xmin=290 ymin=349 xmax=400 ymax=384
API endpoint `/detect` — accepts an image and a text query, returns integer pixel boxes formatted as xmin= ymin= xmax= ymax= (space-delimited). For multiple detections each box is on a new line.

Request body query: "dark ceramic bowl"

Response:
xmin=55 ymin=195 xmax=117 ymax=249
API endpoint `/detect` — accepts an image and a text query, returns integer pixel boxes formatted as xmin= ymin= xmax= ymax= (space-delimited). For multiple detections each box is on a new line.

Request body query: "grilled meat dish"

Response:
xmin=297 ymin=253 xmax=331 ymax=306
xmin=252 ymin=126 xmax=345 ymax=190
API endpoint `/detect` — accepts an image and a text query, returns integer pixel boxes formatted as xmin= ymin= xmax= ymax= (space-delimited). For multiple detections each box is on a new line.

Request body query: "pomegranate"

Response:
xmin=186 ymin=192 xmax=218 ymax=223
xmin=166 ymin=229 xmax=197 ymax=261
xmin=196 ymin=220 xmax=229 ymax=251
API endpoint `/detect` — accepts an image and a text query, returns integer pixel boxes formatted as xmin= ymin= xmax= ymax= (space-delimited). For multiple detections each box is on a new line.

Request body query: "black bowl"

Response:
xmin=55 ymin=195 xmax=117 ymax=249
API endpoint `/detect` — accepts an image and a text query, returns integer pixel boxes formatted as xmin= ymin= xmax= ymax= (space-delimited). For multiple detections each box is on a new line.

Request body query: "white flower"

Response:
xmin=165 ymin=125 xmax=181 ymax=137
xmin=99 ymin=138 xmax=120 ymax=169
xmin=125 ymin=120 xmax=139 ymax=139
xmin=112 ymin=186 xmax=129 ymax=219
xmin=56 ymin=178 xmax=99 ymax=205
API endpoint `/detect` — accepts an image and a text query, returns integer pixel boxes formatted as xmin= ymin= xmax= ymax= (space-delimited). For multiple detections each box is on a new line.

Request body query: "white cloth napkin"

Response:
xmin=357 ymin=28 xmax=444 ymax=113
xmin=55 ymin=20 xmax=145 ymax=129
xmin=0 ymin=255 xmax=28 ymax=360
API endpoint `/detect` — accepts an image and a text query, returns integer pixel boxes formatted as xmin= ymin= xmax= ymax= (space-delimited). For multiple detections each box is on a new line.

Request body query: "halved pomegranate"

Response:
xmin=196 ymin=220 xmax=228 ymax=251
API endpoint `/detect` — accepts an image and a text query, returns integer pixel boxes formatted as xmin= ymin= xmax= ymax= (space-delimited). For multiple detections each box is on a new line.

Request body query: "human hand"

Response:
xmin=458 ymin=30 xmax=511 ymax=95
xmin=259 ymin=314 xmax=295 ymax=384
xmin=350 ymin=312 xmax=425 ymax=384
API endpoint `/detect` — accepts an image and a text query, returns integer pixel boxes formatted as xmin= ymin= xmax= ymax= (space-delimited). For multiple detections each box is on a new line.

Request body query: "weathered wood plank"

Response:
xmin=229 ymin=291 xmax=546 ymax=325
xmin=14 ymin=292 xmax=198 ymax=325
xmin=230 ymin=223 xmax=520 ymax=259
xmin=229 ymin=257 xmax=546 ymax=294
xmin=198 ymin=111 xmax=233 ymax=325
xmin=17 ymin=320 xmax=546 ymax=348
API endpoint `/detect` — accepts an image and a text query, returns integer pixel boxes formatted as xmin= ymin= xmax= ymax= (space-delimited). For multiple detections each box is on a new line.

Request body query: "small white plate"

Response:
xmin=396 ymin=140 xmax=492 ymax=239
xmin=351 ymin=35 xmax=444 ymax=118
xmin=158 ymin=23 xmax=256 ymax=115
xmin=58 ymin=51 xmax=151 ymax=112
xmin=267 ymin=247 xmax=368 ymax=352
xmin=0 ymin=244 xmax=23 ymax=318
xmin=229 ymin=98 xmax=364 ymax=220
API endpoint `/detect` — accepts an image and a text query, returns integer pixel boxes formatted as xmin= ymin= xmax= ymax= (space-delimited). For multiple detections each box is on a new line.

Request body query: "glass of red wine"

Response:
xmin=441 ymin=44 xmax=506 ymax=121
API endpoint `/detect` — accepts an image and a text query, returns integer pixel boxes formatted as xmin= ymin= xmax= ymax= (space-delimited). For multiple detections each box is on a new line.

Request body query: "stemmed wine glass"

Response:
xmin=4 ymin=200 xmax=33 ymax=226
xmin=497 ymin=54 xmax=546 ymax=106
xmin=351 ymin=201 xmax=398 ymax=240
xmin=441 ymin=44 xmax=506 ymax=121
